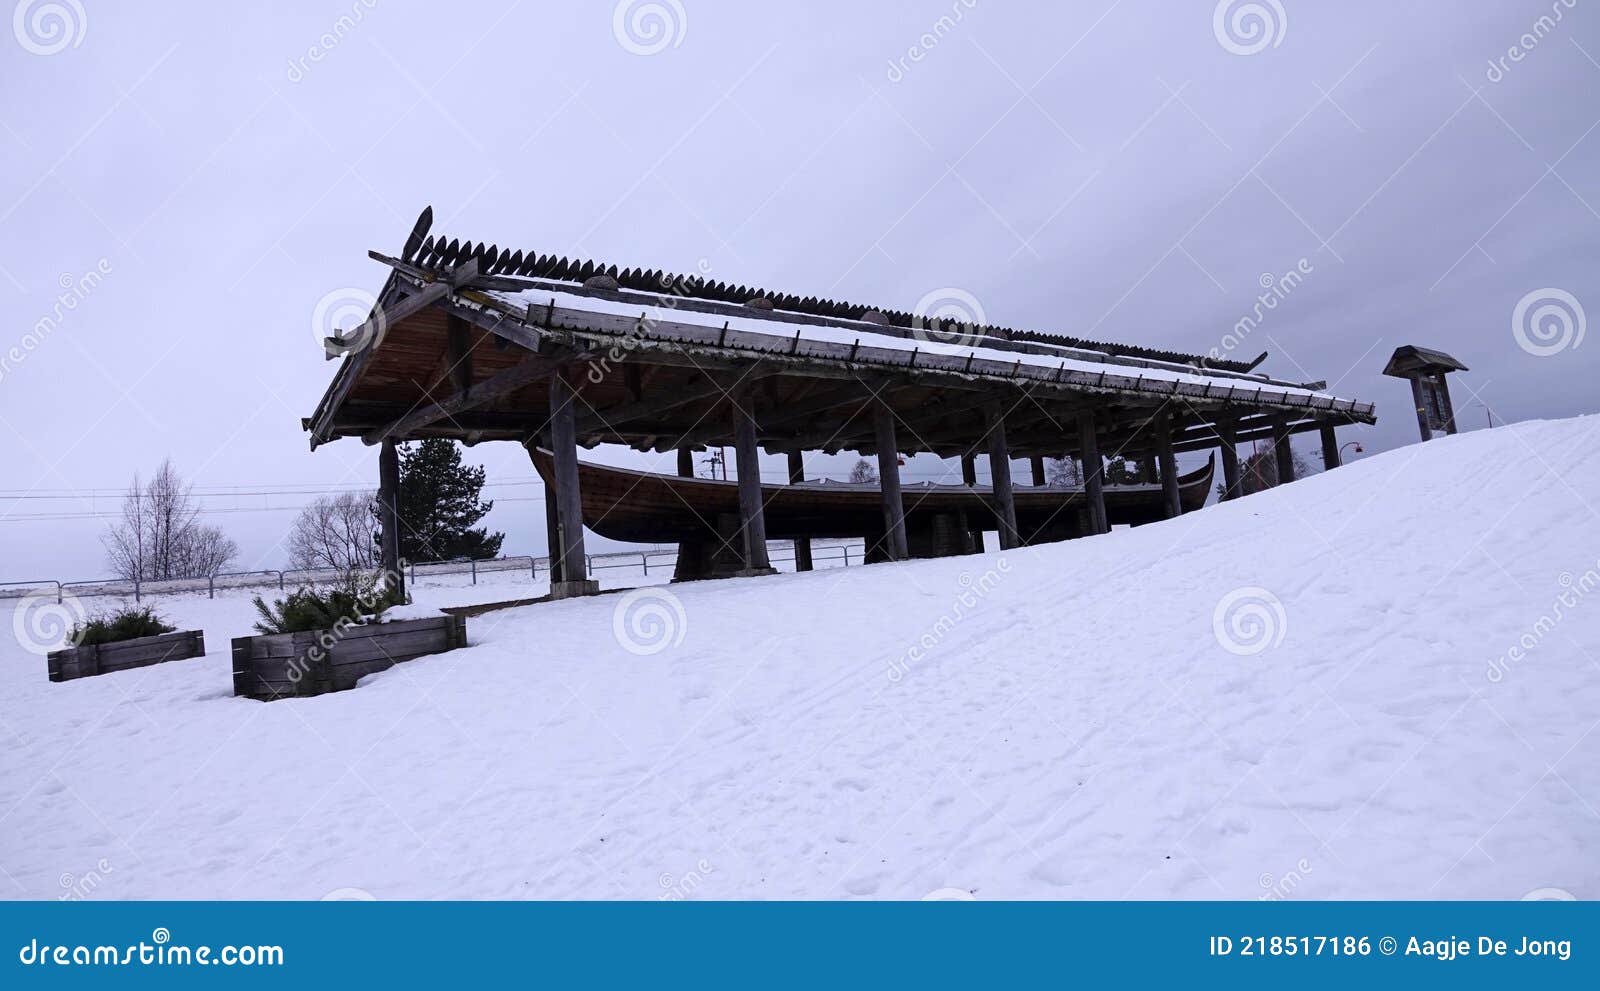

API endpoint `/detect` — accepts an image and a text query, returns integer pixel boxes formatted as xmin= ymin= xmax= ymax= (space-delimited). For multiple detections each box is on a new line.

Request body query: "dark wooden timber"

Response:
xmin=527 ymin=448 xmax=1213 ymax=546
xmin=731 ymin=390 xmax=774 ymax=573
xmin=1078 ymin=411 xmax=1107 ymax=535
xmin=1320 ymin=423 xmax=1341 ymax=471
xmin=985 ymin=404 xmax=1020 ymax=550
xmin=787 ymin=449 xmax=814 ymax=571
xmin=446 ymin=313 xmax=474 ymax=396
xmin=1030 ymin=456 xmax=1047 ymax=487
xmin=873 ymin=401 xmax=909 ymax=561
xmin=378 ymin=438 xmax=404 ymax=600
xmin=363 ymin=351 xmax=569 ymax=445
xmin=548 ymin=368 xmax=596 ymax=594
xmin=49 ymin=630 xmax=205 ymax=683
xmin=1156 ymin=414 xmax=1182 ymax=519
xmin=1409 ymin=377 xmax=1433 ymax=441
xmin=1383 ymin=345 xmax=1464 ymax=443
xmin=1218 ymin=413 xmax=1242 ymax=501
xmin=232 ymin=615 xmax=467 ymax=702
xmin=1274 ymin=416 xmax=1297 ymax=485
xmin=1434 ymin=374 xmax=1458 ymax=434
xmin=960 ymin=453 xmax=985 ymax=552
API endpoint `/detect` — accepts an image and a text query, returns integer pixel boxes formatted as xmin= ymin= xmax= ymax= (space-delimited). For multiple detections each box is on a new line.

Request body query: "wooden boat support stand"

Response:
xmin=303 ymin=207 xmax=1380 ymax=595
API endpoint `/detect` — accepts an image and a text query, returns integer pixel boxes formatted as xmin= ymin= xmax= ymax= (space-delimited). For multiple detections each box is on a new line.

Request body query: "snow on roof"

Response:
xmin=484 ymin=284 xmax=1364 ymax=410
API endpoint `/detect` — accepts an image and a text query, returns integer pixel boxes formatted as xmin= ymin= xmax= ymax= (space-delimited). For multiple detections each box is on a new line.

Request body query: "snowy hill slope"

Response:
xmin=3 ymin=417 xmax=1599 ymax=900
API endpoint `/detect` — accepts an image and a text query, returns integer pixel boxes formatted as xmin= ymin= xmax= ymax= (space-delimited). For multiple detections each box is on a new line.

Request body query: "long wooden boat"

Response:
xmin=530 ymin=449 xmax=1214 ymax=548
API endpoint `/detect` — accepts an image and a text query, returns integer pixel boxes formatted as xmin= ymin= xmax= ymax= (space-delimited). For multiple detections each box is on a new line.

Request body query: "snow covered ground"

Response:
xmin=3 ymin=416 xmax=1598 ymax=900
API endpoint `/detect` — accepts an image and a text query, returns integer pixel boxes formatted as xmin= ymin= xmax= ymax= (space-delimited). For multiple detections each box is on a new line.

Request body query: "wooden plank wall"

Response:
xmin=231 ymin=615 xmax=469 ymax=702
xmin=47 ymin=630 xmax=206 ymax=683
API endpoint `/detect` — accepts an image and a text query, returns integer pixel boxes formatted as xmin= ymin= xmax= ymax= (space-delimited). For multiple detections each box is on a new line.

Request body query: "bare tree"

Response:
xmin=102 ymin=459 xmax=238 ymax=581
xmin=1045 ymin=456 xmax=1081 ymax=487
xmin=848 ymin=458 xmax=878 ymax=484
xmin=287 ymin=490 xmax=379 ymax=573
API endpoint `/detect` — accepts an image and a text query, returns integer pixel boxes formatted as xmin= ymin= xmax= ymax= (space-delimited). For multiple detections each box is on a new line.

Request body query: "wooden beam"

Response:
xmin=445 ymin=314 xmax=474 ymax=397
xmin=574 ymin=371 xmax=766 ymax=438
xmin=362 ymin=352 xmax=570 ymax=445
xmin=1030 ymin=456 xmax=1046 ymax=487
xmin=985 ymin=404 xmax=1020 ymax=550
xmin=378 ymin=439 xmax=404 ymax=601
xmin=1219 ymin=413 xmax=1243 ymax=501
xmin=548 ymin=368 xmax=595 ymax=593
xmin=324 ymin=280 xmax=450 ymax=360
xmin=1078 ymin=411 xmax=1107 ymax=535
xmin=1409 ymin=376 xmax=1434 ymax=442
xmin=1155 ymin=413 xmax=1182 ymax=519
xmin=873 ymin=402 xmax=909 ymax=561
xmin=731 ymin=390 xmax=774 ymax=573
xmin=1274 ymin=415 xmax=1297 ymax=485
xmin=960 ymin=454 xmax=985 ymax=552
xmin=1321 ymin=422 xmax=1340 ymax=471
xmin=787 ymin=450 xmax=814 ymax=572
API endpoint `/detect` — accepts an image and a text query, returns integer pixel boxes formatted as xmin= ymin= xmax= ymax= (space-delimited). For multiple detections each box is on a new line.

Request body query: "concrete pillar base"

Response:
xmin=548 ymin=580 xmax=600 ymax=600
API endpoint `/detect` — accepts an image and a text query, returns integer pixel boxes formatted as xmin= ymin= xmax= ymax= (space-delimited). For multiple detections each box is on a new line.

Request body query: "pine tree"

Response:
xmin=392 ymin=439 xmax=505 ymax=563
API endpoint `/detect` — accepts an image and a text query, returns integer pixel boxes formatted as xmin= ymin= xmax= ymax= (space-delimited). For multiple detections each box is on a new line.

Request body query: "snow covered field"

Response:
xmin=3 ymin=417 xmax=1598 ymax=900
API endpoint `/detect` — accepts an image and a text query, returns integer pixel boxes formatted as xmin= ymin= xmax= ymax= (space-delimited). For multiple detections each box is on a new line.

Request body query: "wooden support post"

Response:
xmin=731 ymin=391 xmax=775 ymax=574
xmin=1274 ymin=416 xmax=1297 ymax=486
xmin=547 ymin=369 xmax=598 ymax=597
xmin=960 ymin=453 xmax=985 ymax=552
xmin=1077 ymin=411 xmax=1107 ymax=535
xmin=985 ymin=405 xmax=1020 ymax=550
xmin=1434 ymin=373 xmax=1458 ymax=434
xmin=1320 ymin=423 xmax=1341 ymax=471
xmin=1156 ymin=414 xmax=1182 ymax=519
xmin=873 ymin=402 xmax=909 ymax=561
xmin=1409 ymin=377 xmax=1434 ymax=442
xmin=1030 ymin=456 xmax=1047 ymax=487
xmin=542 ymin=463 xmax=563 ymax=579
xmin=672 ymin=445 xmax=706 ymax=581
xmin=1219 ymin=414 xmax=1243 ymax=501
xmin=377 ymin=438 xmax=405 ymax=602
xmin=787 ymin=450 xmax=814 ymax=572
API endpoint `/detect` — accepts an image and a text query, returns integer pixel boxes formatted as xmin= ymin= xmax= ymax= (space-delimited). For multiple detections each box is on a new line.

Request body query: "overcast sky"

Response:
xmin=1 ymin=0 xmax=1596 ymax=581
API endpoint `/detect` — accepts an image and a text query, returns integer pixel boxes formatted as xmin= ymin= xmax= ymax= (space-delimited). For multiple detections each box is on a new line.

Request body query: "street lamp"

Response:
xmin=1339 ymin=441 xmax=1364 ymax=460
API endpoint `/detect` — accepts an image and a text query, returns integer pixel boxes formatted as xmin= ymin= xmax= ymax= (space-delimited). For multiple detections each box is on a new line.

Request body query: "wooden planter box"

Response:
xmin=231 ymin=614 xmax=468 ymax=702
xmin=48 ymin=630 xmax=206 ymax=683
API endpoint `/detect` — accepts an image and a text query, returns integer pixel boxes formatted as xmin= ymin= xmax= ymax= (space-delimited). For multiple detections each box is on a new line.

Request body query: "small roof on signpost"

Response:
xmin=1382 ymin=345 xmax=1468 ymax=378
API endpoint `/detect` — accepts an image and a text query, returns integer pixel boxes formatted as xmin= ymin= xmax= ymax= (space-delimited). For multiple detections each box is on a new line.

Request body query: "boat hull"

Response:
xmin=529 ymin=450 xmax=1214 ymax=548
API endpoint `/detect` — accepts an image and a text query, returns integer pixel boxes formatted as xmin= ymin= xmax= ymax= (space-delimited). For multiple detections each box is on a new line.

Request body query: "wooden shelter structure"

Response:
xmin=304 ymin=208 xmax=1378 ymax=595
xmin=1383 ymin=345 xmax=1466 ymax=442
